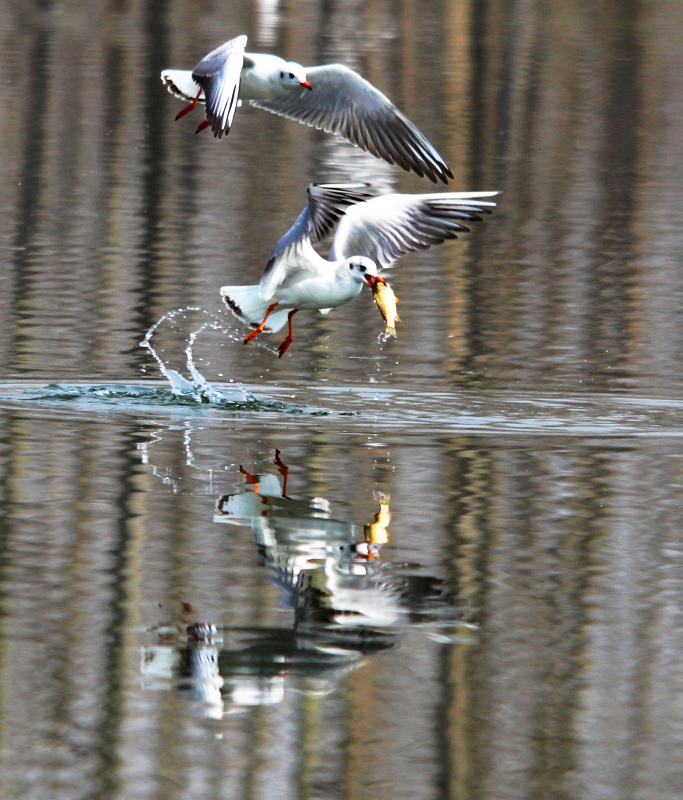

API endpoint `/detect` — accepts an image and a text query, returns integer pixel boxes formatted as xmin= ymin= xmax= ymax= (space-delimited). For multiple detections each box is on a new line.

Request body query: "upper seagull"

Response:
xmin=161 ymin=34 xmax=454 ymax=184
xmin=220 ymin=183 xmax=498 ymax=357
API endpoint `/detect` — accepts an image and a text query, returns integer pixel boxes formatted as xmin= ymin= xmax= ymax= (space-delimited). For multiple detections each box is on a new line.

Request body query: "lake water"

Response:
xmin=2 ymin=2 xmax=683 ymax=799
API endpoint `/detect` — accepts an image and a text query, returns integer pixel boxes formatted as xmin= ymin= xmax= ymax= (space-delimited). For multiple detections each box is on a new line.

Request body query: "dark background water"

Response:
xmin=2 ymin=2 xmax=683 ymax=799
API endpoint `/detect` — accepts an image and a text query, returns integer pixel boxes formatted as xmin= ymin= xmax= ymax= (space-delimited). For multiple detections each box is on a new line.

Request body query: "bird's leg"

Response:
xmin=273 ymin=449 xmax=290 ymax=498
xmin=175 ymin=87 xmax=202 ymax=121
xmin=239 ymin=465 xmax=270 ymax=507
xmin=195 ymin=119 xmax=211 ymax=134
xmin=239 ymin=464 xmax=259 ymax=493
xmin=277 ymin=310 xmax=298 ymax=358
xmin=244 ymin=302 xmax=280 ymax=344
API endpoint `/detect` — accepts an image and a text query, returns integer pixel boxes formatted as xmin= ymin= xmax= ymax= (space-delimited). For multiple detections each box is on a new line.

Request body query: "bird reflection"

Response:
xmin=215 ymin=449 xmax=392 ymax=582
xmin=142 ymin=451 xmax=469 ymax=718
xmin=141 ymin=604 xmax=226 ymax=719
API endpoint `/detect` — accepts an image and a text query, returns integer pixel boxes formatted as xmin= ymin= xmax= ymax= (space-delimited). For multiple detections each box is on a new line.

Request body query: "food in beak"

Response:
xmin=371 ymin=279 xmax=400 ymax=338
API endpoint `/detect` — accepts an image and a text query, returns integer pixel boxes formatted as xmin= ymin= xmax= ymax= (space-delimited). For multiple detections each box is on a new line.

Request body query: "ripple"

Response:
xmin=1 ymin=381 xmax=683 ymax=437
xmin=0 ymin=381 xmax=317 ymax=416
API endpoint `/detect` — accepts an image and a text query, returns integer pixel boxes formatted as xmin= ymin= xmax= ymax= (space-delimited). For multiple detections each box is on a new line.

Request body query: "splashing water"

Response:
xmin=140 ymin=307 xmax=256 ymax=404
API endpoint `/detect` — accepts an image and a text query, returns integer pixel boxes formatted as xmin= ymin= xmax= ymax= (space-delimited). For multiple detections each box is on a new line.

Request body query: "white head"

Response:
xmin=343 ymin=256 xmax=386 ymax=288
xmin=278 ymin=61 xmax=312 ymax=91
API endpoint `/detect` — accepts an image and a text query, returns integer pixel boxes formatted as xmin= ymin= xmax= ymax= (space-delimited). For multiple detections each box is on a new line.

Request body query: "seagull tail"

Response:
xmin=220 ymin=285 xmax=291 ymax=333
xmin=160 ymin=69 xmax=204 ymax=103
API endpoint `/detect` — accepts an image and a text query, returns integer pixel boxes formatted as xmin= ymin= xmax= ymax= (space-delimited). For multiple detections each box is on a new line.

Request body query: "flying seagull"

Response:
xmin=220 ymin=183 xmax=498 ymax=357
xmin=161 ymin=35 xmax=454 ymax=183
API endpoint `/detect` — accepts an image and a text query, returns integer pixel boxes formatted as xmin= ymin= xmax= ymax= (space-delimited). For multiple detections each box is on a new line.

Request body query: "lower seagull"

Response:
xmin=221 ymin=183 xmax=498 ymax=357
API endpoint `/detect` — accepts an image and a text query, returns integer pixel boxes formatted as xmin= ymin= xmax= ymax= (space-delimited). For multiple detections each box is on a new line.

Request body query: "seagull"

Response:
xmin=161 ymin=34 xmax=454 ymax=183
xmin=220 ymin=183 xmax=498 ymax=357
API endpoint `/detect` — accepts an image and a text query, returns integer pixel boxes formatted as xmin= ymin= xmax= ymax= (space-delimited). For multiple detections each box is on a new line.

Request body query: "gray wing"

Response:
xmin=330 ymin=191 xmax=499 ymax=269
xmin=250 ymin=64 xmax=454 ymax=184
xmin=260 ymin=183 xmax=373 ymax=299
xmin=192 ymin=35 xmax=247 ymax=138
xmin=304 ymin=182 xmax=374 ymax=241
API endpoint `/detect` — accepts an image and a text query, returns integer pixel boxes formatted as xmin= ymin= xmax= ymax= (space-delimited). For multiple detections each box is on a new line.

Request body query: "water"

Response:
xmin=2 ymin=2 xmax=683 ymax=799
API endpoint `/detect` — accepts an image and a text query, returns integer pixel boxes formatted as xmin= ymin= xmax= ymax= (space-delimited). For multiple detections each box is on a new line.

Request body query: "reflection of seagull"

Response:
xmin=221 ymin=182 xmax=498 ymax=356
xmin=296 ymin=559 xmax=448 ymax=628
xmin=141 ymin=614 xmax=225 ymax=720
xmin=215 ymin=453 xmax=455 ymax=630
xmin=215 ymin=456 xmax=353 ymax=576
xmin=215 ymin=451 xmax=383 ymax=577
xmin=161 ymin=34 xmax=453 ymax=183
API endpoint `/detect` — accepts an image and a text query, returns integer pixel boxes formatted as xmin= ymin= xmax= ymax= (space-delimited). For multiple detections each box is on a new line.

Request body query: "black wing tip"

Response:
xmin=440 ymin=166 xmax=455 ymax=184
xmin=195 ymin=76 xmax=238 ymax=138
xmin=405 ymin=153 xmax=454 ymax=184
xmin=370 ymin=140 xmax=454 ymax=183
xmin=422 ymin=167 xmax=451 ymax=184
xmin=391 ymin=160 xmax=452 ymax=183
xmin=307 ymin=183 xmax=374 ymax=240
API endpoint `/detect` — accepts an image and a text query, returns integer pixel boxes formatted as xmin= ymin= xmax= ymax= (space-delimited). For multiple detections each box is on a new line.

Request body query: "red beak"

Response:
xmin=300 ymin=80 xmax=313 ymax=91
xmin=365 ymin=275 xmax=387 ymax=288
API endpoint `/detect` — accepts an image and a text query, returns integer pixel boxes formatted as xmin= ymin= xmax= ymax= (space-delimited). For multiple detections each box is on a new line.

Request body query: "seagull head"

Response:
xmin=344 ymin=257 xmax=386 ymax=288
xmin=279 ymin=61 xmax=312 ymax=91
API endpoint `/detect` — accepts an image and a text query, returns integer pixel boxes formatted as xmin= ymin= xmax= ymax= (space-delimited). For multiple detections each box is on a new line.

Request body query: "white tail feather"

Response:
xmin=161 ymin=69 xmax=203 ymax=102
xmin=220 ymin=284 xmax=291 ymax=333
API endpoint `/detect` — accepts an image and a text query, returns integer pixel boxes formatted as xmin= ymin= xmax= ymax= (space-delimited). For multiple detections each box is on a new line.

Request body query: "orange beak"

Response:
xmin=300 ymin=80 xmax=313 ymax=91
xmin=365 ymin=274 xmax=387 ymax=288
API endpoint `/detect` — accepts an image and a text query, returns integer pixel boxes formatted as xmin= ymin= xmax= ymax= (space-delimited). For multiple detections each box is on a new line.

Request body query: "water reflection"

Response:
xmin=3 ymin=405 xmax=683 ymax=798
xmin=142 ymin=450 xmax=469 ymax=718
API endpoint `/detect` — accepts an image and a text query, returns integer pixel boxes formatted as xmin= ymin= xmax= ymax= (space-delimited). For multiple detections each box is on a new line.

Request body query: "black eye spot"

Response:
xmin=280 ymin=71 xmax=285 ymax=78
xmin=289 ymin=72 xmax=295 ymax=79
xmin=349 ymin=264 xmax=354 ymax=270
xmin=360 ymin=265 xmax=366 ymax=272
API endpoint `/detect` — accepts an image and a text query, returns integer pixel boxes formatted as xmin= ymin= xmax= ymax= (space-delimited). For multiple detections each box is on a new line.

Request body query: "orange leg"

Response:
xmin=239 ymin=465 xmax=259 ymax=492
xmin=239 ymin=465 xmax=270 ymax=507
xmin=244 ymin=302 xmax=280 ymax=345
xmin=195 ymin=118 xmax=211 ymax=134
xmin=175 ymin=87 xmax=202 ymax=120
xmin=277 ymin=309 xmax=298 ymax=358
xmin=273 ymin=449 xmax=290 ymax=498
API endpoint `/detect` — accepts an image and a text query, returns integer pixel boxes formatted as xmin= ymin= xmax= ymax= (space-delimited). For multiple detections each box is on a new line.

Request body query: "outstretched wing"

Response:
xmin=304 ymin=182 xmax=374 ymax=241
xmin=330 ymin=191 xmax=499 ymax=269
xmin=250 ymin=64 xmax=453 ymax=184
xmin=259 ymin=183 xmax=374 ymax=299
xmin=192 ymin=35 xmax=248 ymax=138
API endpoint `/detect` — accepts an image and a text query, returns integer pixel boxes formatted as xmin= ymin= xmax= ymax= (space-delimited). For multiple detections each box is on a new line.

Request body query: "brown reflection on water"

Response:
xmin=434 ymin=440 xmax=683 ymax=800
xmin=1 ymin=411 xmax=683 ymax=798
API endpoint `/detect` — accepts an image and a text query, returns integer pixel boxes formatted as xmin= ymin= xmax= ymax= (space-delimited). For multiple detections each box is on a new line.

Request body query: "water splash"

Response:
xmin=185 ymin=321 xmax=256 ymax=404
xmin=139 ymin=306 xmax=200 ymax=393
xmin=140 ymin=307 xmax=256 ymax=404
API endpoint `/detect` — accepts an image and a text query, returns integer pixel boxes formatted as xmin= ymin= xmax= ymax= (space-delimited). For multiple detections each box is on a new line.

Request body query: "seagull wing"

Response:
xmin=330 ymin=191 xmax=499 ymax=269
xmin=304 ymin=182 xmax=375 ymax=241
xmin=192 ymin=35 xmax=248 ymax=138
xmin=250 ymin=64 xmax=454 ymax=184
xmin=260 ymin=183 xmax=374 ymax=299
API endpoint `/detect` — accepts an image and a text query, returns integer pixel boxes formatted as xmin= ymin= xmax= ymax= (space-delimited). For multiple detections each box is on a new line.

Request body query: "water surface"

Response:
xmin=2 ymin=2 xmax=683 ymax=799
